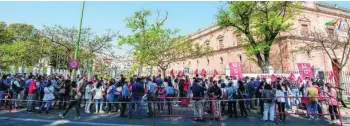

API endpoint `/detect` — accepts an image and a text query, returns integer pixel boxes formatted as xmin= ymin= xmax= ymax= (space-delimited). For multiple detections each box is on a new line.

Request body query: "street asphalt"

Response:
xmin=0 ymin=106 xmax=349 ymax=126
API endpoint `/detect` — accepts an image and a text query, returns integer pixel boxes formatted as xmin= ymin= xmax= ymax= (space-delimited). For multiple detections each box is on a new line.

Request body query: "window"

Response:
xmin=207 ymin=59 xmax=209 ymax=65
xmin=236 ymin=34 xmax=242 ymax=45
xmin=188 ymin=61 xmax=191 ymax=65
xmin=327 ymin=28 xmax=334 ymax=38
xmin=220 ymin=57 xmax=223 ymax=64
xmin=217 ymin=35 xmax=224 ymax=49
xmin=301 ymin=24 xmax=309 ymax=37
xmin=204 ymin=40 xmax=210 ymax=47
xmin=196 ymin=60 xmax=199 ymax=65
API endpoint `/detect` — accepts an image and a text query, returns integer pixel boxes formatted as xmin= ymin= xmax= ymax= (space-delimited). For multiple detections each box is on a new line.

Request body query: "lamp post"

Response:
xmin=71 ymin=1 xmax=85 ymax=81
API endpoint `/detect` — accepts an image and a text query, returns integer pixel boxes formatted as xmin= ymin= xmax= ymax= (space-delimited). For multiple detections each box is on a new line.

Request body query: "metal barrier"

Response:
xmin=0 ymin=93 xmax=12 ymax=120
xmin=274 ymin=96 xmax=343 ymax=126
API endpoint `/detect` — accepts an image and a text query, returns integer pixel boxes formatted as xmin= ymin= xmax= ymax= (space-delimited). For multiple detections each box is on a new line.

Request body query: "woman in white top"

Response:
xmin=91 ymin=82 xmax=105 ymax=114
xmin=84 ymin=81 xmax=93 ymax=113
xmin=276 ymin=84 xmax=286 ymax=122
xmin=39 ymin=81 xmax=55 ymax=114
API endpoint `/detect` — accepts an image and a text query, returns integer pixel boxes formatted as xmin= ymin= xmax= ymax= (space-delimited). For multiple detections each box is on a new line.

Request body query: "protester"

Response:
xmin=226 ymin=81 xmax=237 ymax=118
xmin=26 ymin=77 xmax=37 ymax=112
xmin=128 ymin=77 xmax=144 ymax=119
xmin=191 ymin=78 xmax=206 ymax=121
xmin=220 ymin=83 xmax=227 ymax=116
xmin=208 ymin=80 xmax=221 ymax=114
xmin=106 ymin=80 xmax=116 ymax=113
xmin=157 ymin=83 xmax=166 ymax=113
xmin=324 ymin=83 xmax=340 ymax=124
xmin=262 ymin=83 xmax=275 ymax=122
xmin=59 ymin=81 xmax=82 ymax=119
xmin=84 ymin=81 xmax=93 ymax=113
xmin=146 ymin=77 xmax=157 ymax=116
xmin=120 ymin=80 xmax=129 ymax=117
xmin=38 ymin=80 xmax=55 ymax=114
xmin=237 ymin=80 xmax=248 ymax=118
xmin=305 ymin=82 xmax=319 ymax=120
xmin=165 ymin=79 xmax=175 ymax=115
xmin=91 ymin=82 xmax=105 ymax=114
xmin=276 ymin=84 xmax=286 ymax=122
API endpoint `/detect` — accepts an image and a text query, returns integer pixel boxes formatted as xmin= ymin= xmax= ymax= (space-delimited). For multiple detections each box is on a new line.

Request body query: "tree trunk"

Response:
xmin=162 ymin=68 xmax=167 ymax=80
xmin=255 ymin=53 xmax=266 ymax=73
xmin=337 ymin=69 xmax=348 ymax=108
xmin=264 ymin=53 xmax=270 ymax=74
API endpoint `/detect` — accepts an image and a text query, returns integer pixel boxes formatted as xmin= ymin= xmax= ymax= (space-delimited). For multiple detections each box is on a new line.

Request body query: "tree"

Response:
xmin=294 ymin=19 xmax=350 ymax=108
xmin=217 ymin=1 xmax=301 ymax=72
xmin=41 ymin=25 xmax=116 ymax=72
xmin=7 ymin=23 xmax=36 ymax=42
xmin=119 ymin=9 xmax=213 ymax=77
xmin=0 ymin=21 xmax=14 ymax=44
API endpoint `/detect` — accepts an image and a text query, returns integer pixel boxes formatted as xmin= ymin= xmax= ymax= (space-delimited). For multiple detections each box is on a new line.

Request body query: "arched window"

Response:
xmin=207 ymin=59 xmax=210 ymax=65
xmin=220 ymin=57 xmax=223 ymax=64
xmin=204 ymin=40 xmax=210 ymax=47
xmin=197 ymin=60 xmax=199 ymax=65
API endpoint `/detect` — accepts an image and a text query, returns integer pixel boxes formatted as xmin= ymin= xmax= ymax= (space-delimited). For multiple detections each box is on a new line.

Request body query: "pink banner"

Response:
xmin=229 ymin=62 xmax=243 ymax=79
xmin=297 ymin=63 xmax=314 ymax=79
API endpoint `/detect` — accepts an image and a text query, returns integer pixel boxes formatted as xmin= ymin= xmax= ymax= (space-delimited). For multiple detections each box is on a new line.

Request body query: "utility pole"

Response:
xmin=71 ymin=1 xmax=85 ymax=81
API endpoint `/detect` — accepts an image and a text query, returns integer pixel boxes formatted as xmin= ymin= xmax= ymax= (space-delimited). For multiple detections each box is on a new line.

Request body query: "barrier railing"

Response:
xmin=274 ymin=96 xmax=343 ymax=126
xmin=0 ymin=93 xmax=12 ymax=120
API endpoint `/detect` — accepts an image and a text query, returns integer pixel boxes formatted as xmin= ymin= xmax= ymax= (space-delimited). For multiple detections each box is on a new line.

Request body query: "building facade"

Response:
xmin=169 ymin=1 xmax=350 ymax=76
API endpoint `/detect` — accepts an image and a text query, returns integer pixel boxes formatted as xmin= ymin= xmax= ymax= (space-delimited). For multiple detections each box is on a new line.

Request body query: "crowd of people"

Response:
xmin=0 ymin=73 xmax=342 ymax=124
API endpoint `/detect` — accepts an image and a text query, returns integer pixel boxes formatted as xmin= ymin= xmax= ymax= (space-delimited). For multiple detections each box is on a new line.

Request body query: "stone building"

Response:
xmin=169 ymin=1 xmax=350 ymax=77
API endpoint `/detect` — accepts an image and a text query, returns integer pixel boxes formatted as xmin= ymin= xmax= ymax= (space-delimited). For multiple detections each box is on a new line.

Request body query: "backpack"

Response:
xmin=166 ymin=86 xmax=174 ymax=96
xmin=263 ymin=90 xmax=274 ymax=103
xmin=11 ymin=80 xmax=21 ymax=93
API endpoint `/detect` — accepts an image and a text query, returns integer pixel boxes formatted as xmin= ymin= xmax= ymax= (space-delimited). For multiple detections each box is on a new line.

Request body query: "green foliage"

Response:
xmin=119 ymin=9 xmax=213 ymax=76
xmin=217 ymin=1 xmax=300 ymax=71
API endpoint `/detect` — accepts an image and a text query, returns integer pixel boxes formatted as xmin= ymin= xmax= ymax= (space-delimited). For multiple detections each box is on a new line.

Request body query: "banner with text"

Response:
xmin=229 ymin=62 xmax=243 ymax=78
xmin=297 ymin=63 xmax=314 ymax=79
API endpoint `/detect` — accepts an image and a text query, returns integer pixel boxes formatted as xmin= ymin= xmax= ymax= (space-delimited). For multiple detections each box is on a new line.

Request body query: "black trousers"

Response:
xmin=238 ymin=100 xmax=247 ymax=117
xmin=166 ymin=94 xmax=174 ymax=115
xmin=329 ymin=105 xmax=340 ymax=120
xmin=277 ymin=102 xmax=286 ymax=121
xmin=120 ymin=97 xmax=129 ymax=116
xmin=227 ymin=100 xmax=237 ymax=118
xmin=63 ymin=100 xmax=80 ymax=117
xmin=259 ymin=100 xmax=264 ymax=115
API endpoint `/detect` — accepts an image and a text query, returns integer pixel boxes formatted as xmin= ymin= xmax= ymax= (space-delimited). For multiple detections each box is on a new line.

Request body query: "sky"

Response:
xmin=0 ymin=1 xmax=349 ymax=55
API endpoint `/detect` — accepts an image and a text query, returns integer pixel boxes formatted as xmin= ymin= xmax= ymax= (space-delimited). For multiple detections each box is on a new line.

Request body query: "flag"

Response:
xmin=194 ymin=69 xmax=198 ymax=75
xmin=177 ymin=71 xmax=181 ymax=77
xmin=329 ymin=71 xmax=334 ymax=80
xmin=170 ymin=69 xmax=174 ymax=77
xmin=297 ymin=76 xmax=302 ymax=84
xmin=271 ymin=74 xmax=277 ymax=81
xmin=213 ymin=69 xmax=218 ymax=78
xmin=326 ymin=18 xmax=342 ymax=32
xmin=200 ymin=69 xmax=207 ymax=77
xmin=288 ymin=73 xmax=295 ymax=81
xmin=180 ymin=71 xmax=185 ymax=77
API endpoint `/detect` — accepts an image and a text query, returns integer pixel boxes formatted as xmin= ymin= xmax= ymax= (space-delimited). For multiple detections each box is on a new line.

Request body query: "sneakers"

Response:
xmin=74 ymin=116 xmax=81 ymax=120
xmin=59 ymin=114 xmax=64 ymax=119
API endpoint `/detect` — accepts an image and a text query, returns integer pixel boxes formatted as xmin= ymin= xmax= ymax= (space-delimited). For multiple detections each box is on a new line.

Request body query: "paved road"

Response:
xmin=0 ymin=107 xmax=349 ymax=126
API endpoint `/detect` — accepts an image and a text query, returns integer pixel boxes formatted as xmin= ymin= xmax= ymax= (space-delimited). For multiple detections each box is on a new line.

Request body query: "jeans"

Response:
xmin=95 ymin=99 xmax=103 ymax=113
xmin=193 ymin=100 xmax=203 ymax=119
xmin=85 ymin=99 xmax=92 ymax=112
xmin=306 ymin=101 xmax=318 ymax=119
xmin=277 ymin=102 xmax=286 ymax=121
xmin=245 ymin=94 xmax=253 ymax=109
xmin=27 ymin=94 xmax=36 ymax=111
xmin=263 ymin=102 xmax=275 ymax=121
xmin=227 ymin=100 xmax=237 ymax=118
xmin=166 ymin=94 xmax=174 ymax=115
xmin=329 ymin=105 xmax=340 ymax=120
xmin=292 ymin=89 xmax=300 ymax=105
xmin=40 ymin=100 xmax=52 ymax=111
xmin=284 ymin=92 xmax=291 ymax=109
xmin=11 ymin=91 xmax=19 ymax=109
xmin=128 ymin=95 xmax=142 ymax=118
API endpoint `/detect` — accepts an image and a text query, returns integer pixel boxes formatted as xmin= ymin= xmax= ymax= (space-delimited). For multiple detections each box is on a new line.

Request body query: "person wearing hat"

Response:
xmin=324 ymin=83 xmax=340 ymax=124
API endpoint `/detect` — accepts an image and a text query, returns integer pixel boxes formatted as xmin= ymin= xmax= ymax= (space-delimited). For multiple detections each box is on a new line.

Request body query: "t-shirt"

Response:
xmin=28 ymin=81 xmax=36 ymax=95
xmin=306 ymin=87 xmax=318 ymax=102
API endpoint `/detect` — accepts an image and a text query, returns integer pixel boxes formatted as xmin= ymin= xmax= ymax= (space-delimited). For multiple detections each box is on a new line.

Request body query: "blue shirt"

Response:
xmin=121 ymin=84 xmax=129 ymax=97
xmin=107 ymin=85 xmax=116 ymax=102
xmin=132 ymin=82 xmax=143 ymax=97
xmin=155 ymin=77 xmax=163 ymax=86
xmin=147 ymin=81 xmax=156 ymax=93
xmin=226 ymin=86 xmax=234 ymax=100
xmin=25 ymin=79 xmax=32 ymax=88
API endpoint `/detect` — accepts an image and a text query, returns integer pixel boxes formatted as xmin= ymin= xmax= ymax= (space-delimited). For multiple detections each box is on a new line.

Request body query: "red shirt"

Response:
xmin=28 ymin=80 xmax=36 ymax=95
xmin=183 ymin=80 xmax=190 ymax=92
